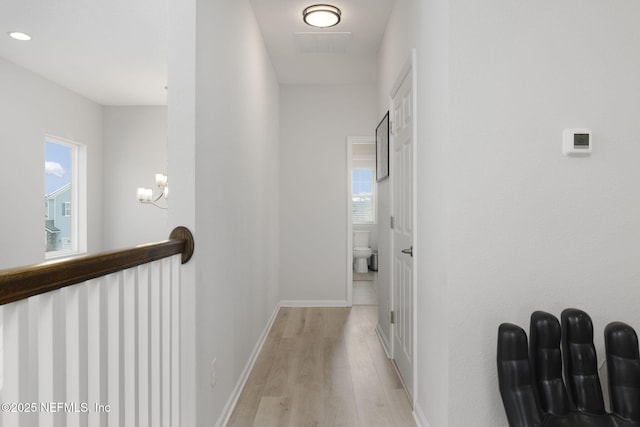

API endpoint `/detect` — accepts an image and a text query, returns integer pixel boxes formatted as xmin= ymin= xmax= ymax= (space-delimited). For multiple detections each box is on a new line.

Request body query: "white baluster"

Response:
xmin=0 ymin=305 xmax=3 ymax=427
xmin=38 ymin=294 xmax=54 ymax=427
xmin=137 ymin=264 xmax=151 ymax=427
xmin=107 ymin=273 xmax=122 ymax=427
xmin=50 ymin=291 xmax=67 ymax=427
xmin=26 ymin=298 xmax=38 ymax=425
xmin=65 ymin=284 xmax=87 ymax=427
xmin=150 ymin=262 xmax=161 ymax=426
xmin=123 ymin=268 xmax=137 ymax=426
xmin=87 ymin=278 xmax=106 ymax=427
xmin=161 ymin=258 xmax=171 ymax=427
xmin=2 ymin=300 xmax=28 ymax=426
xmin=171 ymin=255 xmax=181 ymax=426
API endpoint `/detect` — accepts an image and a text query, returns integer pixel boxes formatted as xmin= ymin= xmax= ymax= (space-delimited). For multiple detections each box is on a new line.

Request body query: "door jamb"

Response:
xmin=346 ymin=136 xmax=376 ymax=307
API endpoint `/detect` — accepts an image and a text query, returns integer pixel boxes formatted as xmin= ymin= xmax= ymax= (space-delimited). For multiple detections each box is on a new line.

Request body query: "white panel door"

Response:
xmin=391 ymin=58 xmax=415 ymax=399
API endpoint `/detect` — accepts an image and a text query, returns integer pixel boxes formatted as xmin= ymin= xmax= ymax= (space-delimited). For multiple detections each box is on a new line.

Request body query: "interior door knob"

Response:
xmin=401 ymin=246 xmax=413 ymax=257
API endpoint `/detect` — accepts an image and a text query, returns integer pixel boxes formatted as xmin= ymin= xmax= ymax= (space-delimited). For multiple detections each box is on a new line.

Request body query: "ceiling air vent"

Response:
xmin=294 ymin=32 xmax=352 ymax=53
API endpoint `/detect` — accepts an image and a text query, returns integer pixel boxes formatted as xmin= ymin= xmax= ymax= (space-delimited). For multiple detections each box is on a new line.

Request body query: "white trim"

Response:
xmin=390 ymin=50 xmax=414 ymax=98
xmin=45 ymin=135 xmax=87 ymax=260
xmin=347 ymin=139 xmax=353 ymax=306
xmin=279 ymin=300 xmax=348 ymax=308
xmin=77 ymin=141 xmax=88 ymax=254
xmin=215 ymin=303 xmax=282 ymax=427
xmin=410 ymin=47 xmax=419 ymax=406
xmin=389 ymin=48 xmax=419 ymax=403
xmin=347 ymin=136 xmax=376 ymax=307
xmin=413 ymin=402 xmax=430 ymax=427
xmin=376 ymin=324 xmax=392 ymax=358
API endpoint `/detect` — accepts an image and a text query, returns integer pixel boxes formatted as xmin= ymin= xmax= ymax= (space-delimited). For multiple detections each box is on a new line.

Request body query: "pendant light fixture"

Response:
xmin=303 ymin=4 xmax=341 ymax=28
xmin=137 ymin=173 xmax=169 ymax=209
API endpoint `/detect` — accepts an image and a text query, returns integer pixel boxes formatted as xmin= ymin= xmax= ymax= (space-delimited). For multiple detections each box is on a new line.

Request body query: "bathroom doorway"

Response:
xmin=347 ymin=136 xmax=378 ymax=306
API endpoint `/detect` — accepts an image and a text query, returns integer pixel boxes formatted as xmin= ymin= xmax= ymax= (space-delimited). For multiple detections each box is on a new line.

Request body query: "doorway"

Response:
xmin=346 ymin=136 xmax=378 ymax=306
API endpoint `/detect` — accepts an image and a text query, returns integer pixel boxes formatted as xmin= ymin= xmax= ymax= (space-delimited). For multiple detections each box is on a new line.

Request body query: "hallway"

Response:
xmin=227 ymin=306 xmax=415 ymax=426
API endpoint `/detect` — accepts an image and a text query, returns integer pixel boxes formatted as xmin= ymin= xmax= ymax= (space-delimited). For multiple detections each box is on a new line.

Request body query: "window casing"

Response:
xmin=45 ymin=136 xmax=87 ymax=259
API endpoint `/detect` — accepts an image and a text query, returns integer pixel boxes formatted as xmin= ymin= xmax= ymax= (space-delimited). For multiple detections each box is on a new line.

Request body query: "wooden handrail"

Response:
xmin=0 ymin=226 xmax=194 ymax=305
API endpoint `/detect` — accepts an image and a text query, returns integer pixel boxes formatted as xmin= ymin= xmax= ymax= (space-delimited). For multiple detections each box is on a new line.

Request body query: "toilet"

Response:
xmin=353 ymin=231 xmax=372 ymax=273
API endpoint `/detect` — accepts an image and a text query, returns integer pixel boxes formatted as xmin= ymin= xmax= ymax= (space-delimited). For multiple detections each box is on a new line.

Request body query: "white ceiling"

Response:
xmin=0 ymin=0 xmax=168 ymax=106
xmin=0 ymin=0 xmax=394 ymax=106
xmin=251 ymin=0 xmax=395 ymax=85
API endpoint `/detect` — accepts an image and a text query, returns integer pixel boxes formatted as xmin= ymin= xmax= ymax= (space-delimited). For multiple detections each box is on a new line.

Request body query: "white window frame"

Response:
xmin=351 ymin=167 xmax=377 ymax=225
xmin=45 ymin=135 xmax=87 ymax=259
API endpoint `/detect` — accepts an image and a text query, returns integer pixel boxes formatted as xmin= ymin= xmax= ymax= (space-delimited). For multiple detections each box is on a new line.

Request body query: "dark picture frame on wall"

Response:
xmin=376 ymin=111 xmax=390 ymax=182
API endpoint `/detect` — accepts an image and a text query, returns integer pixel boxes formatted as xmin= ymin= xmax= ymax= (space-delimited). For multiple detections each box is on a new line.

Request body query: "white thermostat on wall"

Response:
xmin=563 ymin=128 xmax=592 ymax=155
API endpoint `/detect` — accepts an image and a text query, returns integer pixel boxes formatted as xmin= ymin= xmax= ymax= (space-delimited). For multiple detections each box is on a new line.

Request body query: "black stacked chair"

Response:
xmin=497 ymin=309 xmax=640 ymax=426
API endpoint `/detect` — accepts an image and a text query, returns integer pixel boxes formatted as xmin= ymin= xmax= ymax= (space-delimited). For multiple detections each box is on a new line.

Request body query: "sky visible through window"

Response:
xmin=352 ymin=168 xmax=375 ymax=224
xmin=352 ymin=169 xmax=373 ymax=194
xmin=45 ymin=140 xmax=71 ymax=195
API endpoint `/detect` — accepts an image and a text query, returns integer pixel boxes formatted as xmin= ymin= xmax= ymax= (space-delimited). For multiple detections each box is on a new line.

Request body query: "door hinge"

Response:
xmin=390 ymin=310 xmax=396 ymax=324
xmin=390 ymin=216 xmax=395 ymax=229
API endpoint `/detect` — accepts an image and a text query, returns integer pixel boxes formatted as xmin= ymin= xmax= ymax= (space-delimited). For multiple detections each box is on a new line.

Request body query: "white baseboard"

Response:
xmin=279 ymin=300 xmax=348 ymax=307
xmin=375 ymin=324 xmax=392 ymax=358
xmin=377 ymin=325 xmax=426 ymax=427
xmin=214 ymin=302 xmax=282 ymax=427
xmin=413 ymin=402 xmax=430 ymax=427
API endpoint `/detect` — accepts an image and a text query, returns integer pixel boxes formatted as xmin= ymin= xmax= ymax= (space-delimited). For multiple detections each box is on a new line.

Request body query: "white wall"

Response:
xmin=381 ymin=1 xmax=640 ymax=426
xmin=448 ymin=1 xmax=640 ymax=425
xmin=280 ymin=84 xmax=376 ymax=303
xmin=167 ymin=0 xmax=197 ymax=423
xmin=0 ymin=57 xmax=103 ymax=270
xmin=102 ymin=106 xmax=168 ymax=250
xmin=168 ymin=0 xmax=281 ymax=425
xmin=413 ymin=0 xmax=450 ymax=424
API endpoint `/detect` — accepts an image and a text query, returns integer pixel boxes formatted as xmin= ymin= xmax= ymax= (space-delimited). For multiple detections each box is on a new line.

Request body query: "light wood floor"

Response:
xmin=227 ymin=306 xmax=415 ymax=427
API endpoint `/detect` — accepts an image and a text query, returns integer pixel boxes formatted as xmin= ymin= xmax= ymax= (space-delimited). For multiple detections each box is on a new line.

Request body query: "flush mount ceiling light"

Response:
xmin=8 ymin=31 xmax=32 ymax=41
xmin=303 ymin=4 xmax=341 ymax=28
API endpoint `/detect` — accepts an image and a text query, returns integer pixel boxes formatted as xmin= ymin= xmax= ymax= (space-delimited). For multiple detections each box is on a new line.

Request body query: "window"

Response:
xmin=352 ymin=168 xmax=376 ymax=224
xmin=45 ymin=136 xmax=86 ymax=258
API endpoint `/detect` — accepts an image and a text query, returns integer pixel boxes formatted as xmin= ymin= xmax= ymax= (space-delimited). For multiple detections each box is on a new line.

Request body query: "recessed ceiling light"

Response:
xmin=8 ymin=31 xmax=32 ymax=41
xmin=303 ymin=4 xmax=341 ymax=28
